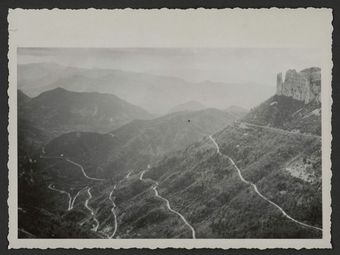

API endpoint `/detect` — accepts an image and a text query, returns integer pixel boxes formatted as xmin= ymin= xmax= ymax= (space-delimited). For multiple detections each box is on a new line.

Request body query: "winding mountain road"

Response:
xmin=19 ymin=228 xmax=36 ymax=238
xmin=65 ymin=158 xmax=105 ymax=181
xmin=139 ymin=170 xmax=146 ymax=181
xmin=152 ymin=186 xmax=196 ymax=238
xmin=242 ymin=122 xmax=321 ymax=139
xmin=48 ymin=184 xmax=73 ymax=211
xmin=108 ymin=186 xmax=118 ymax=238
xmin=70 ymin=186 xmax=88 ymax=209
xmin=125 ymin=171 xmax=132 ymax=179
xmin=140 ymin=168 xmax=196 ymax=238
xmin=84 ymin=187 xmax=100 ymax=232
xmin=208 ymin=135 xmax=323 ymax=232
xmin=40 ymin=155 xmax=104 ymax=181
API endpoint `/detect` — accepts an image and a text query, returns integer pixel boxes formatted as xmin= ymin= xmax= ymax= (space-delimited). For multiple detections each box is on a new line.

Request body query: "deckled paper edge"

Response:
xmin=7 ymin=8 xmax=333 ymax=249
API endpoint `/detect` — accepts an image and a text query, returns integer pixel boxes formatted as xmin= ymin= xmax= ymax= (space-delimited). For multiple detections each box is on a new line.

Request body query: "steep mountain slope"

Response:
xmin=224 ymin=105 xmax=248 ymax=119
xmin=18 ymin=63 xmax=273 ymax=113
xmin=18 ymin=107 xmax=239 ymax=238
xmin=17 ymin=90 xmax=48 ymax=159
xmin=18 ymin=119 xmax=49 ymax=158
xmin=137 ymin=122 xmax=321 ymax=238
xmin=18 ymin=66 xmax=322 ymax=239
xmin=42 ymin=108 xmax=238 ymax=179
xmin=169 ymin=101 xmax=207 ymax=113
xmin=105 ymin=68 xmax=322 ymax=238
xmin=244 ymin=66 xmax=321 ymax=136
xmin=126 ymin=67 xmax=322 ymax=238
xmin=19 ymin=94 xmax=322 ymax=238
xmin=19 ymin=88 xmax=152 ymax=141
xmin=18 ymin=89 xmax=31 ymax=106
xmin=244 ymin=95 xmax=321 ymax=135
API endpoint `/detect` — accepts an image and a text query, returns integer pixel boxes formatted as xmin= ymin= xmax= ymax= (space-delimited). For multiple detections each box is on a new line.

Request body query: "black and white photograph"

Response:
xmin=17 ymin=47 xmax=324 ymax=240
xmin=7 ymin=8 xmax=333 ymax=249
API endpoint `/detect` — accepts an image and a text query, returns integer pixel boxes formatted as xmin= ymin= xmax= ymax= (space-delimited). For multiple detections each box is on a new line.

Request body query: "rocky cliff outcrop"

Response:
xmin=276 ymin=67 xmax=321 ymax=104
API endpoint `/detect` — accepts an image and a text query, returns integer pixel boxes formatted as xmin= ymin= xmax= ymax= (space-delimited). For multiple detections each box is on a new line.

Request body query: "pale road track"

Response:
xmin=140 ymin=169 xmax=196 ymax=238
xmin=208 ymin=135 xmax=323 ymax=232
xmin=48 ymin=184 xmax=87 ymax=211
xmin=108 ymin=187 xmax=118 ymax=238
xmin=48 ymin=184 xmax=72 ymax=211
xmin=242 ymin=122 xmax=321 ymax=139
xmin=70 ymin=186 xmax=88 ymax=209
xmin=19 ymin=228 xmax=36 ymax=238
xmin=85 ymin=187 xmax=100 ymax=232
xmin=65 ymin=158 xmax=105 ymax=181
xmin=70 ymin=190 xmax=82 ymax=209
xmin=139 ymin=170 xmax=146 ymax=181
xmin=152 ymin=186 xmax=196 ymax=239
xmin=125 ymin=171 xmax=132 ymax=179
xmin=40 ymin=155 xmax=104 ymax=181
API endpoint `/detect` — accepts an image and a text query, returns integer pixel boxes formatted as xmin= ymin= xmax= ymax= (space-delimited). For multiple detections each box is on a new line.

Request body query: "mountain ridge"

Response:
xmin=18 ymin=87 xmax=153 ymax=142
xmin=18 ymin=62 xmax=274 ymax=113
xmin=17 ymin=66 xmax=322 ymax=239
xmin=169 ymin=101 xmax=207 ymax=113
xmin=42 ymin=107 xmax=240 ymax=179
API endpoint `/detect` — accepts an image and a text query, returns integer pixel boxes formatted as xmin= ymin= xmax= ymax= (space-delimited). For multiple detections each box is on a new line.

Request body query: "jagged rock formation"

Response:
xmin=276 ymin=67 xmax=321 ymax=104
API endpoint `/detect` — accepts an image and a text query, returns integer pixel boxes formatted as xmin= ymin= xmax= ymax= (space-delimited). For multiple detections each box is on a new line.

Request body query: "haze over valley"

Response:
xmin=18 ymin=48 xmax=322 ymax=239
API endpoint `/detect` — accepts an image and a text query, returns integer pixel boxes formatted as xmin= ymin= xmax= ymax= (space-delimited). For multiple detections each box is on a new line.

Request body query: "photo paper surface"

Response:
xmin=8 ymin=8 xmax=333 ymax=249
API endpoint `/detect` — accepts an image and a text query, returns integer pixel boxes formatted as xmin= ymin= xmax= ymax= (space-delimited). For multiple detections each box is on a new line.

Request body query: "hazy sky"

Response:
xmin=18 ymin=48 xmax=321 ymax=86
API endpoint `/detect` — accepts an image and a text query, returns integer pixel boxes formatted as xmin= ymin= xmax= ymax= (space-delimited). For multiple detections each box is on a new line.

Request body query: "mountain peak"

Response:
xmin=38 ymin=87 xmax=70 ymax=97
xmin=169 ymin=101 xmax=206 ymax=113
xmin=17 ymin=89 xmax=31 ymax=105
xmin=40 ymin=87 xmax=110 ymax=99
xmin=21 ymin=88 xmax=152 ymax=141
xmin=276 ymin=67 xmax=321 ymax=104
xmin=50 ymin=87 xmax=67 ymax=93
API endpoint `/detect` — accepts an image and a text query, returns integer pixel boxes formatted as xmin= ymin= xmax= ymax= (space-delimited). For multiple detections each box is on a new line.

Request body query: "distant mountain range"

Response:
xmin=18 ymin=88 xmax=152 ymax=143
xmin=168 ymin=101 xmax=207 ymax=113
xmin=18 ymin=67 xmax=322 ymax=239
xmin=18 ymin=62 xmax=274 ymax=114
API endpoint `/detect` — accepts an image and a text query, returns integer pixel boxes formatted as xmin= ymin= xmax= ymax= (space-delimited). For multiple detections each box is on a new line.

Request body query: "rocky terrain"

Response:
xmin=18 ymin=67 xmax=322 ymax=239
xmin=245 ymin=67 xmax=321 ymax=136
xmin=276 ymin=67 xmax=321 ymax=104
